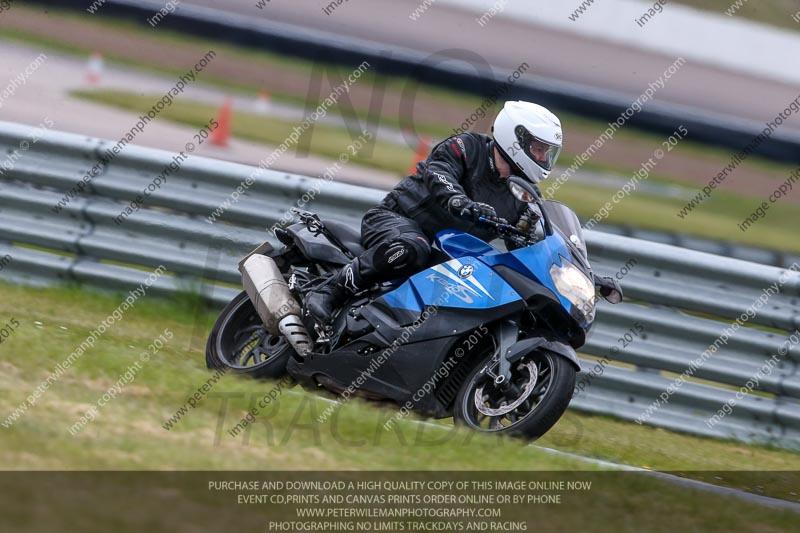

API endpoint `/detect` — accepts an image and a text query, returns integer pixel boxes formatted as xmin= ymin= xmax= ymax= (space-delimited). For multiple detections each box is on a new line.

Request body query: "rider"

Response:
xmin=305 ymin=100 xmax=564 ymax=325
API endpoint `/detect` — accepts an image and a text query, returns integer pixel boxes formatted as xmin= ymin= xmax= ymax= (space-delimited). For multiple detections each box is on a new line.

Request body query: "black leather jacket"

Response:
xmin=379 ymin=133 xmax=527 ymax=241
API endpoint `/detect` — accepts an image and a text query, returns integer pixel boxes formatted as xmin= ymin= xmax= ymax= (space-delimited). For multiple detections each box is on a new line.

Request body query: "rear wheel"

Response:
xmin=454 ymin=349 xmax=576 ymax=439
xmin=205 ymin=291 xmax=295 ymax=379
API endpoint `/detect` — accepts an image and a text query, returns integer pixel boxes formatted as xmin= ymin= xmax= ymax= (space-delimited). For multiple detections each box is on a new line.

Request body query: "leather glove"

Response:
xmin=448 ymin=195 xmax=505 ymax=224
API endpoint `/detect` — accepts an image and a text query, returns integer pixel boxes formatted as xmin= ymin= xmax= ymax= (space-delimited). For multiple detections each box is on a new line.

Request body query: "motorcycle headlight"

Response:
xmin=549 ymin=260 xmax=596 ymax=322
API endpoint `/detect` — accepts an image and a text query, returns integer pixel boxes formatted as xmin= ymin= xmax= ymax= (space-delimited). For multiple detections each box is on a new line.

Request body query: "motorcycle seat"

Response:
xmin=322 ymin=219 xmax=365 ymax=256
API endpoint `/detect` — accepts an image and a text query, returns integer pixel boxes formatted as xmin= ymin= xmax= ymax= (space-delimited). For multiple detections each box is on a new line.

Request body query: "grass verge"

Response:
xmin=674 ymin=0 xmax=800 ymax=32
xmin=0 ymin=282 xmax=798 ymax=476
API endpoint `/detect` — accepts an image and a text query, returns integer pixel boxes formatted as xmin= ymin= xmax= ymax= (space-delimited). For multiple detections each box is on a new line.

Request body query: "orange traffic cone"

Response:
xmin=210 ymin=98 xmax=233 ymax=147
xmin=86 ymin=52 xmax=104 ymax=85
xmin=255 ymin=89 xmax=271 ymax=114
xmin=407 ymin=136 xmax=431 ymax=174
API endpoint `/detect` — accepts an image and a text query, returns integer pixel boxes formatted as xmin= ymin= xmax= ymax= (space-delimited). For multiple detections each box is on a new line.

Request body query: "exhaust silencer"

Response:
xmin=240 ymin=255 xmax=311 ymax=356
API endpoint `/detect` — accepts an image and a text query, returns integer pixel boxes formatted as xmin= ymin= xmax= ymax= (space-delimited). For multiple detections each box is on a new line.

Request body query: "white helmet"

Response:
xmin=493 ymin=101 xmax=563 ymax=183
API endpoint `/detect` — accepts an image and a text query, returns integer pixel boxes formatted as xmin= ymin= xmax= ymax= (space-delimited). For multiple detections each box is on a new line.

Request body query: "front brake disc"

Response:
xmin=474 ymin=360 xmax=538 ymax=417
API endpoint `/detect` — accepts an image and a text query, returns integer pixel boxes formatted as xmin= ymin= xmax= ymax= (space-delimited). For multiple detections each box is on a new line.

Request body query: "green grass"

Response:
xmin=558 ymin=118 xmax=800 ymax=180
xmin=1 ymin=472 xmax=799 ymax=533
xmin=2 ymin=283 xmax=800 ymax=530
xmin=2 ymin=282 xmax=800 ymax=530
xmin=0 ymin=282 xmax=585 ymax=471
xmin=1 ymin=282 xmax=799 ymax=475
xmin=674 ymin=0 xmax=800 ymax=31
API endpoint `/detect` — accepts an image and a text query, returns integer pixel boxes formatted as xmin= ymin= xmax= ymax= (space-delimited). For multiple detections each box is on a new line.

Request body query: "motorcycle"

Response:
xmin=206 ymin=176 xmax=622 ymax=438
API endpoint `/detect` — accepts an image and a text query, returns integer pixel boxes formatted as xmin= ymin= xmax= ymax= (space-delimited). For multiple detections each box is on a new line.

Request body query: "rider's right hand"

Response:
xmin=447 ymin=195 xmax=505 ymax=225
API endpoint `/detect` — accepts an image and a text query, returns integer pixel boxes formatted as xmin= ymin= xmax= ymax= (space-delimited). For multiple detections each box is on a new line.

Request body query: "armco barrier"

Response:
xmin=1 ymin=122 xmax=799 ymax=449
xmin=597 ymin=224 xmax=800 ymax=270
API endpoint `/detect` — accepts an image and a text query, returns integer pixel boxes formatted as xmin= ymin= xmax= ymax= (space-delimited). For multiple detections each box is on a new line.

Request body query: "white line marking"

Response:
xmin=286 ymin=390 xmax=800 ymax=511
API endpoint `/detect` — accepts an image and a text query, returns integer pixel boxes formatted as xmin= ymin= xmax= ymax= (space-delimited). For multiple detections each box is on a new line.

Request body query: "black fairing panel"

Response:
xmin=505 ymin=337 xmax=581 ymax=371
xmin=289 ymin=300 xmax=511 ymax=418
xmin=360 ymin=298 xmax=524 ymax=346
xmin=492 ymin=264 xmax=559 ymax=302
xmin=287 ymin=335 xmax=458 ymax=417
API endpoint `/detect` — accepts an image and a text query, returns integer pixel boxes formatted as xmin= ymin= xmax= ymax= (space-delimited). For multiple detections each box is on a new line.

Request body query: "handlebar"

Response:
xmin=477 ymin=216 xmax=529 ymax=238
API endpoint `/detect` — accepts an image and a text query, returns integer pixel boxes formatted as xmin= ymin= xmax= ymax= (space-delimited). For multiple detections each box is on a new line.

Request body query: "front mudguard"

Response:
xmin=505 ymin=337 xmax=581 ymax=372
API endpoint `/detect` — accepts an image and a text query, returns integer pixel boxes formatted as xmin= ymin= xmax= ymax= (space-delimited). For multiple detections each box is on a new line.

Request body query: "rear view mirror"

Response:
xmin=507 ymin=176 xmax=541 ymax=204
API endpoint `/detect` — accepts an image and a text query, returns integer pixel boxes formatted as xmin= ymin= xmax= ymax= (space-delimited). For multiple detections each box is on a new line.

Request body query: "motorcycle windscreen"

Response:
xmin=540 ymin=200 xmax=591 ymax=273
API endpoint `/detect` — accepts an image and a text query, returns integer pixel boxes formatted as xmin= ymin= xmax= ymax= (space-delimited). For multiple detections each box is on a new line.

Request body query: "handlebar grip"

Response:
xmin=478 ymin=216 xmax=510 ymax=230
xmin=476 ymin=216 xmax=534 ymax=244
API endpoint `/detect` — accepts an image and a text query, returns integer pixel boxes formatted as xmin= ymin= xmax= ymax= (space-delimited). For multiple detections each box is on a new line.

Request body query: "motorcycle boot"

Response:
xmin=305 ymin=259 xmax=366 ymax=325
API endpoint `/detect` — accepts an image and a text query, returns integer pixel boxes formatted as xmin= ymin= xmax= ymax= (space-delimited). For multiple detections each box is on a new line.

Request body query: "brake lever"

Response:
xmin=292 ymin=208 xmax=320 ymax=224
xmin=292 ymin=208 xmax=325 ymax=235
xmin=477 ymin=217 xmax=536 ymax=248
xmin=477 ymin=217 xmax=528 ymax=239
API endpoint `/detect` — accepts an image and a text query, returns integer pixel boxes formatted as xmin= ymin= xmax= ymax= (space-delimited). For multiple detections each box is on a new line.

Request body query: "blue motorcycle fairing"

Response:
xmin=436 ymin=231 xmax=500 ymax=259
xmin=381 ymin=228 xmax=581 ymax=318
xmin=381 ymin=256 xmax=522 ymax=312
xmin=480 ymin=232 xmax=574 ymax=313
xmin=438 ymin=227 xmax=575 ymax=314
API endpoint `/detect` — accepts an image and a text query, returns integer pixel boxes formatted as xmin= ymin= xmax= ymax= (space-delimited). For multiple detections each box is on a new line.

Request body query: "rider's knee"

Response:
xmin=404 ymin=236 xmax=431 ymax=269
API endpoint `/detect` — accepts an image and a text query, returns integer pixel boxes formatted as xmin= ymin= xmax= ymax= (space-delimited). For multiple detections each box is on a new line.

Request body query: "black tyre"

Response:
xmin=454 ymin=349 xmax=576 ymax=439
xmin=205 ymin=290 xmax=295 ymax=379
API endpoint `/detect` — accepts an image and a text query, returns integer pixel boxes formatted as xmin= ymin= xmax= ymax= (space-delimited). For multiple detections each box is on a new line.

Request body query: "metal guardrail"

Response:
xmin=597 ymin=224 xmax=800 ymax=270
xmin=26 ymin=0 xmax=800 ymax=165
xmin=2 ymin=122 xmax=799 ymax=449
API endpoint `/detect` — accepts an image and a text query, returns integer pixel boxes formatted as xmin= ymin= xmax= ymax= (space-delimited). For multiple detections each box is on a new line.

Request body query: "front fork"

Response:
xmin=482 ymin=319 xmax=519 ymax=394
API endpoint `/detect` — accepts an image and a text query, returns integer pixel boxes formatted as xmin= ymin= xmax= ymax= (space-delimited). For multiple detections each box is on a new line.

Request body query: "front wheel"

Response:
xmin=454 ymin=350 xmax=576 ymax=439
xmin=206 ymin=291 xmax=295 ymax=379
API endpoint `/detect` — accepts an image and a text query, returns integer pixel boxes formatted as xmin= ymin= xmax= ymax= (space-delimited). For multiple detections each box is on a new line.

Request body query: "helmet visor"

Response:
xmin=515 ymin=125 xmax=561 ymax=171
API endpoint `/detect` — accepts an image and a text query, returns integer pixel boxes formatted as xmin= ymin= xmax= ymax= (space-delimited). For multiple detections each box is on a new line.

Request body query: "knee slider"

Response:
xmin=379 ymin=241 xmax=415 ymax=271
